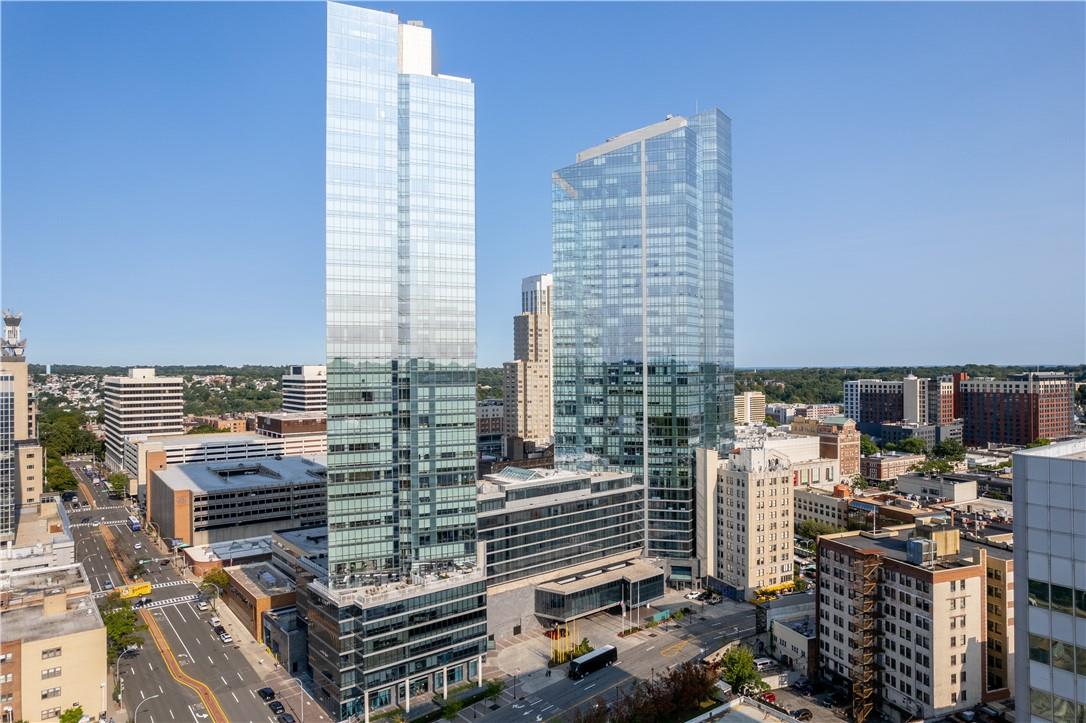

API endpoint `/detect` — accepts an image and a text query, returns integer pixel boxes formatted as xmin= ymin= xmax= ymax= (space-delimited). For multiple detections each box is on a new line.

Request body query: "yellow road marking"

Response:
xmin=661 ymin=640 xmax=688 ymax=658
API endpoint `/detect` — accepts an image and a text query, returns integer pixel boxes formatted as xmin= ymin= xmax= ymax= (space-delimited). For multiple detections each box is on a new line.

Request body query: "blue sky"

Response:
xmin=3 ymin=1 xmax=1083 ymax=368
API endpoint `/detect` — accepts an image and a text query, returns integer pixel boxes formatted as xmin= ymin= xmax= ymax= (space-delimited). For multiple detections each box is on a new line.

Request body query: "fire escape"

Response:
xmin=849 ymin=552 xmax=881 ymax=723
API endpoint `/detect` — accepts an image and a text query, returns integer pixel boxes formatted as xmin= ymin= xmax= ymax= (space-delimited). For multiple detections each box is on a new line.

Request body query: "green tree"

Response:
xmin=484 ymin=679 xmax=505 ymax=704
xmin=45 ymin=461 xmax=78 ymax=492
xmin=793 ymin=576 xmax=809 ymax=593
xmin=187 ymin=423 xmax=227 ymax=434
xmin=108 ymin=472 xmax=129 ymax=495
xmin=1026 ymin=438 xmax=1052 ymax=448
xmin=203 ymin=567 xmax=229 ymax=591
xmin=932 ymin=438 xmax=966 ymax=461
xmin=718 ymin=646 xmax=769 ymax=696
xmin=860 ymin=434 xmax=879 ymax=457
xmin=59 ymin=706 xmax=84 ymax=723
xmin=911 ymin=458 xmax=953 ymax=475
xmin=898 ymin=437 xmax=928 ymax=455
xmin=764 ymin=415 xmax=779 ymax=428
xmin=98 ymin=593 xmax=146 ymax=663
xmin=797 ymin=519 xmax=844 ymax=539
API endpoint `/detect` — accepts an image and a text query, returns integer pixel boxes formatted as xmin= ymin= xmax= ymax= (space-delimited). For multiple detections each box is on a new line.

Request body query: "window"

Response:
xmin=41 ymin=687 xmax=61 ymax=699
xmin=41 ymin=667 xmax=61 ymax=679
xmin=41 ymin=707 xmax=62 ymax=720
xmin=41 ymin=647 xmax=61 ymax=659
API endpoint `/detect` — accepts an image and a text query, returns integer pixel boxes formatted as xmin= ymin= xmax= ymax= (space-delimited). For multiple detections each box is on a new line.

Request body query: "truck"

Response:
xmin=119 ymin=582 xmax=153 ymax=600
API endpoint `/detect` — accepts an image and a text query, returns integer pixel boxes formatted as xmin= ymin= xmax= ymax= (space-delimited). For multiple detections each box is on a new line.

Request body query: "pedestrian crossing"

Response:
xmin=143 ymin=593 xmax=199 ymax=610
xmin=92 ymin=579 xmax=196 ymax=599
xmin=70 ymin=520 xmax=127 ymax=529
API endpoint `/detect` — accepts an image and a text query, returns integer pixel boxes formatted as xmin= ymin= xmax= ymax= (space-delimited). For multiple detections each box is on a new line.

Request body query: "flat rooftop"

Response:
xmin=274 ymin=525 xmax=329 ymax=558
xmin=12 ymin=501 xmax=71 ymax=549
xmin=1 ymin=564 xmax=104 ymax=642
xmin=255 ymin=411 xmax=326 ymax=422
xmin=778 ymin=614 xmax=817 ymax=638
xmin=154 ymin=455 xmax=326 ymax=494
xmin=828 ymin=524 xmax=979 ymax=570
xmin=184 ymin=536 xmax=272 ymax=563
xmin=226 ymin=562 xmax=294 ymax=598
xmin=538 ymin=559 xmax=662 ymax=595
xmin=134 ymin=431 xmax=268 ymax=447
xmin=960 ymin=535 xmax=1014 ymax=561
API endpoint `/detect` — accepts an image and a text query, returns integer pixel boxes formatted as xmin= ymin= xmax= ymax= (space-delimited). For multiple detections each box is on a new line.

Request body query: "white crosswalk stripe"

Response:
xmin=92 ymin=580 xmax=196 ymax=599
xmin=142 ymin=594 xmax=199 ymax=610
xmin=70 ymin=521 xmax=126 ymax=529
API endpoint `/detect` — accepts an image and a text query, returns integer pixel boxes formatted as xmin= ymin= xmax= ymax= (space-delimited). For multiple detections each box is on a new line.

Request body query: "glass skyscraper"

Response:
xmin=307 ymin=5 xmax=486 ymax=719
xmin=552 ymin=110 xmax=734 ymax=578
xmin=325 ymin=1 xmax=477 ymax=584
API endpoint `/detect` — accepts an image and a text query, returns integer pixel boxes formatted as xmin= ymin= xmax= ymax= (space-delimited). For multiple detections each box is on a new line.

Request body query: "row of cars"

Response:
xmin=257 ymin=686 xmax=297 ymax=723
xmin=684 ymin=589 xmax=723 ymax=605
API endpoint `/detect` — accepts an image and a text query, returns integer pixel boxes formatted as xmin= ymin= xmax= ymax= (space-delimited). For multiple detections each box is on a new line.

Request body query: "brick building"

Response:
xmin=959 ymin=372 xmax=1073 ymax=446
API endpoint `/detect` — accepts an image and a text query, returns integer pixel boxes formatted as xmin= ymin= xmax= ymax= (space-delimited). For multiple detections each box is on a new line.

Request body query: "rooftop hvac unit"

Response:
xmin=906 ymin=538 xmax=936 ymax=566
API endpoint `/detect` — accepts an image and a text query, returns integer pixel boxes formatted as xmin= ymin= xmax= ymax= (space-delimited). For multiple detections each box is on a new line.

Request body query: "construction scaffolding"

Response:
xmin=849 ymin=552 xmax=881 ymax=723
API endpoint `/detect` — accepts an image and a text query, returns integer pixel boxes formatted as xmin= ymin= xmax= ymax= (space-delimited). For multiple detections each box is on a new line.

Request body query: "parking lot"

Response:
xmin=770 ymin=687 xmax=848 ymax=723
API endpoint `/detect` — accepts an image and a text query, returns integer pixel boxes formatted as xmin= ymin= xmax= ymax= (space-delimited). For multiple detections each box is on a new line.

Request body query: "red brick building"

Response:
xmin=959 ymin=372 xmax=1073 ymax=446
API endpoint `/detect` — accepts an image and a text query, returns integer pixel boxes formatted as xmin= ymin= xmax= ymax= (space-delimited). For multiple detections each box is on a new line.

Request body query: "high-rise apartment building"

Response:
xmin=734 ymin=391 xmax=767 ymax=425
xmin=844 ymin=379 xmax=904 ymax=426
xmin=308 ymin=5 xmax=485 ymax=718
xmin=1013 ymin=438 xmax=1086 ymax=722
xmin=553 ymin=110 xmax=734 ymax=580
xmin=502 ymin=274 xmax=553 ymax=449
xmin=281 ymin=364 xmax=327 ymax=413
xmin=697 ymin=446 xmax=794 ymax=601
xmin=1 ymin=312 xmax=45 ymax=540
xmin=102 ymin=368 xmax=184 ymax=471
xmin=817 ymin=521 xmax=1014 ymax=723
xmin=960 ymin=372 xmax=1073 ymax=446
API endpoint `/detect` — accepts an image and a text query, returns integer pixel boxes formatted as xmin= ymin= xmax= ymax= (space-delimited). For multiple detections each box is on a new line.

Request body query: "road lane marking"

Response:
xmin=170 ymin=710 xmax=175 ymax=720
xmin=232 ymin=692 xmax=239 ymax=703
xmin=584 ymin=683 xmax=597 ymax=691
xmin=208 ymin=656 xmax=214 ymax=665
xmin=141 ymin=690 xmax=146 ymax=700
xmin=237 ymin=672 xmax=244 ymax=682
xmin=160 ymin=685 xmax=164 ymax=694
xmin=149 ymin=663 xmax=154 ymax=670
xmin=221 ymin=676 xmax=228 ymax=686
xmin=249 ymin=689 xmax=256 ymax=699
xmin=160 ymin=605 xmax=196 ymax=666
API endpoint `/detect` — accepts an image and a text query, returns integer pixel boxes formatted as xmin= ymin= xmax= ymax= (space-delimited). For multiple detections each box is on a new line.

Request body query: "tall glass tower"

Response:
xmin=552 ymin=110 xmax=734 ymax=580
xmin=325 ymin=2 xmax=478 ymax=584
xmin=307 ymin=5 xmax=486 ymax=719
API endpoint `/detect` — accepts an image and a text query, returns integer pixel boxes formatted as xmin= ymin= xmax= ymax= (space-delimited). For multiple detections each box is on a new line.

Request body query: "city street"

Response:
xmin=68 ymin=459 xmax=314 ymax=723
xmin=472 ymin=605 xmax=758 ymax=722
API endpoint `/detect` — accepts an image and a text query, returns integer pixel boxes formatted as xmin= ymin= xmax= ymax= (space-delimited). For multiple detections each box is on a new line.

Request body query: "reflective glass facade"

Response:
xmin=325 ymin=2 xmax=477 ymax=585
xmin=0 ymin=375 xmax=13 ymax=539
xmin=552 ymin=110 xmax=734 ymax=563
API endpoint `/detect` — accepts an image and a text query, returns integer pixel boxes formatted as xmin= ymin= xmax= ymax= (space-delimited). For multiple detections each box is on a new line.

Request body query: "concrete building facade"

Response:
xmin=148 ymin=456 xmax=327 ymax=546
xmin=735 ymin=391 xmax=767 ymax=426
xmin=0 ymin=564 xmax=107 ymax=723
xmin=861 ymin=452 xmax=927 ymax=482
xmin=502 ymin=274 xmax=553 ymax=452
xmin=103 ymin=368 xmax=183 ymax=471
xmin=1 ymin=312 xmax=43 ymax=541
xmin=281 ymin=365 xmax=327 ymax=413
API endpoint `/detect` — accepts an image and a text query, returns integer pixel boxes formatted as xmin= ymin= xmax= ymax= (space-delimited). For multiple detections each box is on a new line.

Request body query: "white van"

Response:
xmin=754 ymin=657 xmax=774 ymax=672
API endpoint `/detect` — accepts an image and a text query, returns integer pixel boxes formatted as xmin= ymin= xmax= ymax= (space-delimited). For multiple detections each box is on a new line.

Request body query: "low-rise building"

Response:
xmin=765 ymin=403 xmax=798 ymax=426
xmin=222 ymin=562 xmax=296 ymax=643
xmin=771 ymin=614 xmax=817 ymax=678
xmin=148 ymin=456 xmax=327 ymax=546
xmin=180 ymin=536 xmax=274 ymax=576
xmin=791 ymin=416 xmax=862 ymax=477
xmin=477 ymin=467 xmax=659 ymax=639
xmin=796 ymin=403 xmax=841 ymax=421
xmin=861 ymin=452 xmax=926 ymax=482
xmin=895 ymin=473 xmax=978 ymax=504
xmin=795 ymin=485 xmax=852 ymax=530
xmin=0 ymin=564 xmax=107 ymax=723
xmin=190 ymin=415 xmax=248 ymax=433
xmin=863 ymin=420 xmax=963 ymax=450
xmin=0 ymin=501 xmax=75 ymax=575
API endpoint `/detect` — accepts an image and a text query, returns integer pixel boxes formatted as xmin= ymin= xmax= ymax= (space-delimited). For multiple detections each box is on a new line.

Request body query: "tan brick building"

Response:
xmin=502 ymin=274 xmax=553 ymax=450
xmin=860 ymin=452 xmax=926 ymax=482
xmin=793 ymin=415 xmax=861 ymax=478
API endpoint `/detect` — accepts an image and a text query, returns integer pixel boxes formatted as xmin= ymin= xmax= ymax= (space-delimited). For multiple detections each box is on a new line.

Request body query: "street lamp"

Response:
xmin=133 ymin=693 xmax=160 ymax=722
xmin=277 ymin=678 xmax=311 ymax=723
xmin=114 ymin=646 xmax=139 ymax=703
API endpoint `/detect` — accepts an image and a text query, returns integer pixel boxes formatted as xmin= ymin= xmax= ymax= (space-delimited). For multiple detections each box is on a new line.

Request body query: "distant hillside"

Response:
xmin=30 ymin=364 xmax=287 ymax=379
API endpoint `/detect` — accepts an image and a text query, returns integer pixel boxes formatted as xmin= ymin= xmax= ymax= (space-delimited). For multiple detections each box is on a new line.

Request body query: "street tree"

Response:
xmin=98 ymin=594 xmax=146 ymax=663
xmin=718 ymin=645 xmax=770 ymax=696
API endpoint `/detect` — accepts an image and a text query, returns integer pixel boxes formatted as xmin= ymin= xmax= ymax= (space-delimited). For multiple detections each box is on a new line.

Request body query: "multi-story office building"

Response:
xmin=553 ymin=110 xmax=734 ymax=581
xmin=476 ymin=399 xmax=504 ymax=457
xmin=1 ymin=312 xmax=43 ymax=541
xmin=960 ymin=372 xmax=1073 ymax=447
xmin=477 ymin=467 xmax=659 ymax=638
xmin=766 ymin=403 xmax=798 ymax=426
xmin=125 ymin=417 xmax=327 ymax=503
xmin=791 ymin=415 xmax=862 ymax=478
xmin=797 ymin=403 xmax=842 ymax=422
xmin=147 ymin=456 xmax=327 ymax=546
xmin=282 ymin=364 xmax=327 ymax=413
xmin=817 ymin=520 xmax=1013 ymax=722
xmin=0 ymin=564 xmax=107 ymax=723
xmin=103 ymin=368 xmax=183 ymax=471
xmin=1013 ymin=438 xmax=1086 ymax=722
xmin=311 ymin=5 xmax=485 ymax=718
xmin=870 ymin=420 xmax=963 ymax=449
xmin=844 ymin=379 xmax=904 ymax=426
xmin=735 ymin=391 xmax=767 ymax=426
xmin=502 ymin=274 xmax=553 ymax=450
xmin=697 ymin=446 xmax=794 ymax=601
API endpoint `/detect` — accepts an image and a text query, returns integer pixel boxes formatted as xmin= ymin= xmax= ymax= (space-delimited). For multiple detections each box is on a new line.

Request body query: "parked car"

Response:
xmin=134 ymin=543 xmax=142 ymax=550
xmin=196 ymin=601 xmax=210 ymax=612
xmin=792 ymin=709 xmax=813 ymax=721
xmin=209 ymin=617 xmax=221 ymax=627
xmin=257 ymin=688 xmax=276 ymax=702
xmin=213 ymin=626 xmax=227 ymax=636
xmin=80 ymin=517 xmax=91 ymax=524
xmin=268 ymin=701 xmax=285 ymax=715
xmin=219 ymin=633 xmax=233 ymax=644
xmin=276 ymin=715 xmax=296 ymax=723
xmin=758 ymin=692 xmax=776 ymax=704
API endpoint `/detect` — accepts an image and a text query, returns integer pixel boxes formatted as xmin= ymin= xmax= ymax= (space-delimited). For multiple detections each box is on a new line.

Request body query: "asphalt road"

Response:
xmin=473 ymin=607 xmax=758 ymax=723
xmin=68 ymin=460 xmax=296 ymax=723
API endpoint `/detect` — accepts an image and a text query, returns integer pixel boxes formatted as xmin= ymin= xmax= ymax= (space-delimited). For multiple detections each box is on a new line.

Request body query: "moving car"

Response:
xmin=257 ymin=688 xmax=276 ymax=702
xmin=792 ymin=709 xmax=813 ymax=721
xmin=269 ymin=702 xmax=286 ymax=715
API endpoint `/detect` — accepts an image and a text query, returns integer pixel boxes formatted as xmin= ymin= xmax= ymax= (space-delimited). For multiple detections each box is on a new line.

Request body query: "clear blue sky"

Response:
xmin=3 ymin=1 xmax=1083 ymax=368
